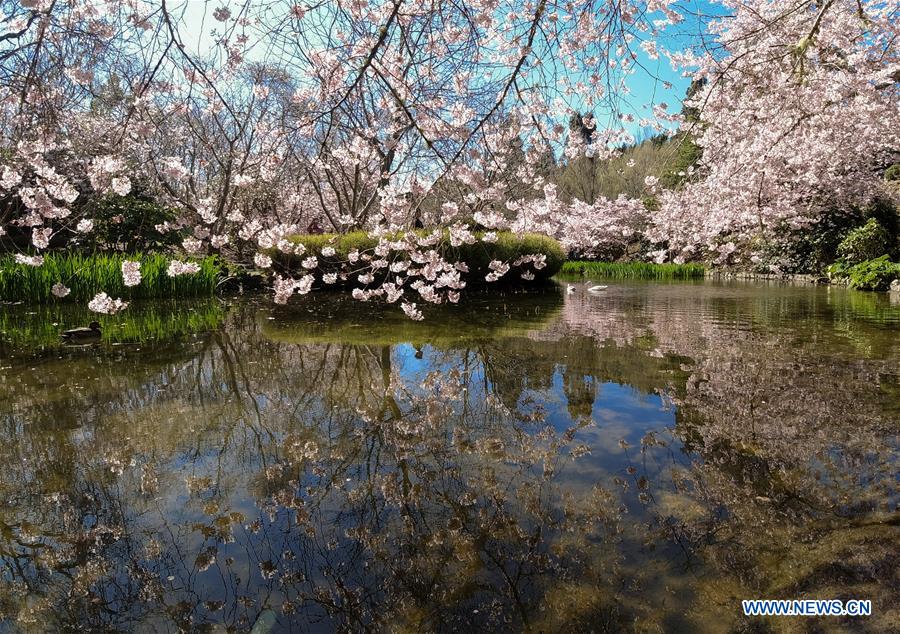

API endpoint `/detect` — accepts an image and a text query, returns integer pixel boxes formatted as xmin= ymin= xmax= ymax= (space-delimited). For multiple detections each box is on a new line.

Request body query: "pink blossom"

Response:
xmin=32 ymin=227 xmax=52 ymax=249
xmin=14 ymin=254 xmax=44 ymax=267
xmin=401 ymin=302 xmax=424 ymax=321
xmin=167 ymin=260 xmax=201 ymax=276
xmin=111 ymin=176 xmax=131 ymax=196
xmin=88 ymin=292 xmax=128 ymax=315
xmin=121 ymin=260 xmax=141 ymax=287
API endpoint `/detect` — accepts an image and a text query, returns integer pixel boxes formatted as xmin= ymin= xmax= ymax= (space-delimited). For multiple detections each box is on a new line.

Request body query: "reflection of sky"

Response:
xmin=394 ymin=338 xmax=686 ymax=509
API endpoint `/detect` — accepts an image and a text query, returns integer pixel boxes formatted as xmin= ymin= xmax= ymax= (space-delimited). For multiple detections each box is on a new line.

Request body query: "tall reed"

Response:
xmin=0 ymin=252 xmax=221 ymax=303
xmin=559 ymin=260 xmax=706 ymax=280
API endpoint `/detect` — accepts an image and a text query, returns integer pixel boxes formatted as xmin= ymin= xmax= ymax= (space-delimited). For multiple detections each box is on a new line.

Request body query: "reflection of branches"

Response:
xmin=0 ymin=292 xmax=897 ymax=630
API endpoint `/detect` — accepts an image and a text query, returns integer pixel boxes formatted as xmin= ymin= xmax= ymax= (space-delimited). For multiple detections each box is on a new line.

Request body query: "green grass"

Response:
xmin=559 ymin=261 xmax=706 ymax=280
xmin=0 ymin=252 xmax=222 ymax=303
xmin=271 ymin=230 xmax=565 ymax=284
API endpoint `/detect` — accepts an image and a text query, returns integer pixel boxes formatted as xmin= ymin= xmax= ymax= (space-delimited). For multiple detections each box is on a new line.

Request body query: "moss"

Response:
xmin=269 ymin=230 xmax=565 ymax=285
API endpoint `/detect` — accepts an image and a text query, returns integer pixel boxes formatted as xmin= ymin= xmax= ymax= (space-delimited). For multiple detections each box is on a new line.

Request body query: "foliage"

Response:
xmin=85 ymin=194 xmax=184 ymax=252
xmin=885 ymin=164 xmax=900 ymax=182
xmin=560 ymin=261 xmax=706 ymax=280
xmin=836 ymin=219 xmax=891 ymax=265
xmin=827 ymin=256 xmax=900 ymax=291
xmin=554 ymin=133 xmax=679 ymax=202
xmin=0 ymin=253 xmax=221 ymax=303
xmin=651 ymin=0 xmax=900 ymax=265
xmin=659 ymin=134 xmax=702 ymax=189
xmin=756 ymin=210 xmax=865 ymax=273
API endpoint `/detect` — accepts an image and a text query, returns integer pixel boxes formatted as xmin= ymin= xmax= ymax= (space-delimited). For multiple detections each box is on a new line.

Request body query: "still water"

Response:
xmin=0 ymin=282 xmax=897 ymax=632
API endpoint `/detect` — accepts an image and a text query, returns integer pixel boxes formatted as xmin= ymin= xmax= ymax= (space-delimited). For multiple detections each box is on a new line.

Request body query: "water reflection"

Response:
xmin=0 ymin=282 xmax=897 ymax=631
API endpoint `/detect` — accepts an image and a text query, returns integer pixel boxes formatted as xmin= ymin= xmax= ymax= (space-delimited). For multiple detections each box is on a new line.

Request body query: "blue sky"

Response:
xmin=171 ymin=0 xmax=721 ymax=139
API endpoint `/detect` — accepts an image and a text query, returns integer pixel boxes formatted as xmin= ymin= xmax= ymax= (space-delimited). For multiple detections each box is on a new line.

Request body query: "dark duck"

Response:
xmin=61 ymin=321 xmax=102 ymax=342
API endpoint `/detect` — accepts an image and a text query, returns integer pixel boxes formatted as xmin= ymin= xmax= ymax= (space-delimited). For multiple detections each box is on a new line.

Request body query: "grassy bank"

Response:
xmin=0 ymin=252 xmax=222 ymax=303
xmin=272 ymin=231 xmax=565 ymax=283
xmin=560 ymin=261 xmax=706 ymax=280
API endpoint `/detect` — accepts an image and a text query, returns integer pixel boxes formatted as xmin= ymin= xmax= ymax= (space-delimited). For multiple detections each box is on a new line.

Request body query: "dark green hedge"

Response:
xmin=269 ymin=231 xmax=565 ymax=285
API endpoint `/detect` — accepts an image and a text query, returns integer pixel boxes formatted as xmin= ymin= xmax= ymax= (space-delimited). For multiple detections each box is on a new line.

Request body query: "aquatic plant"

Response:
xmin=0 ymin=253 xmax=221 ymax=303
xmin=559 ymin=261 xmax=706 ymax=280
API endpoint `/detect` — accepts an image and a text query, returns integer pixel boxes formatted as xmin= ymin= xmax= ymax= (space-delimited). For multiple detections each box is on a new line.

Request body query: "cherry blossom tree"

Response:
xmin=1 ymin=0 xmax=897 ymax=310
xmin=650 ymin=0 xmax=900 ymax=265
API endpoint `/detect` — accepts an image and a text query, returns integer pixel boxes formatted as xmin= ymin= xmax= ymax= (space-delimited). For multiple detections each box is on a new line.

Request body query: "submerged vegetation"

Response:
xmin=0 ymin=253 xmax=222 ymax=303
xmin=560 ymin=260 xmax=706 ymax=280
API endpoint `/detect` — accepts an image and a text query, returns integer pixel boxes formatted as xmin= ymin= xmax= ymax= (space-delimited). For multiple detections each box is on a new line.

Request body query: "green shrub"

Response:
xmin=836 ymin=218 xmax=891 ymax=265
xmin=885 ymin=164 xmax=900 ymax=182
xmin=271 ymin=231 xmax=565 ymax=284
xmin=560 ymin=260 xmax=705 ymax=280
xmin=827 ymin=255 xmax=900 ymax=291
xmin=0 ymin=252 xmax=222 ymax=303
xmin=82 ymin=194 xmax=184 ymax=252
xmin=758 ymin=210 xmax=863 ymax=274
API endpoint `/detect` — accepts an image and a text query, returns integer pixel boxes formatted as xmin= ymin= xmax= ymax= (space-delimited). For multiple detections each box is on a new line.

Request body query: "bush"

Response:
xmin=271 ymin=231 xmax=565 ymax=285
xmin=85 ymin=194 xmax=184 ymax=252
xmin=836 ymin=218 xmax=891 ymax=265
xmin=759 ymin=209 xmax=863 ymax=273
xmin=827 ymin=255 xmax=900 ymax=291
xmin=885 ymin=164 xmax=900 ymax=182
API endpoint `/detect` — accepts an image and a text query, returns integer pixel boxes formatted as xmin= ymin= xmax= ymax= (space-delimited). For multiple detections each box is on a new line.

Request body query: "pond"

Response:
xmin=0 ymin=281 xmax=897 ymax=632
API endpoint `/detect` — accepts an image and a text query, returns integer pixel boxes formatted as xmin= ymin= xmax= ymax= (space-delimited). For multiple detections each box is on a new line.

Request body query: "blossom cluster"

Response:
xmin=88 ymin=292 xmax=128 ymax=315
